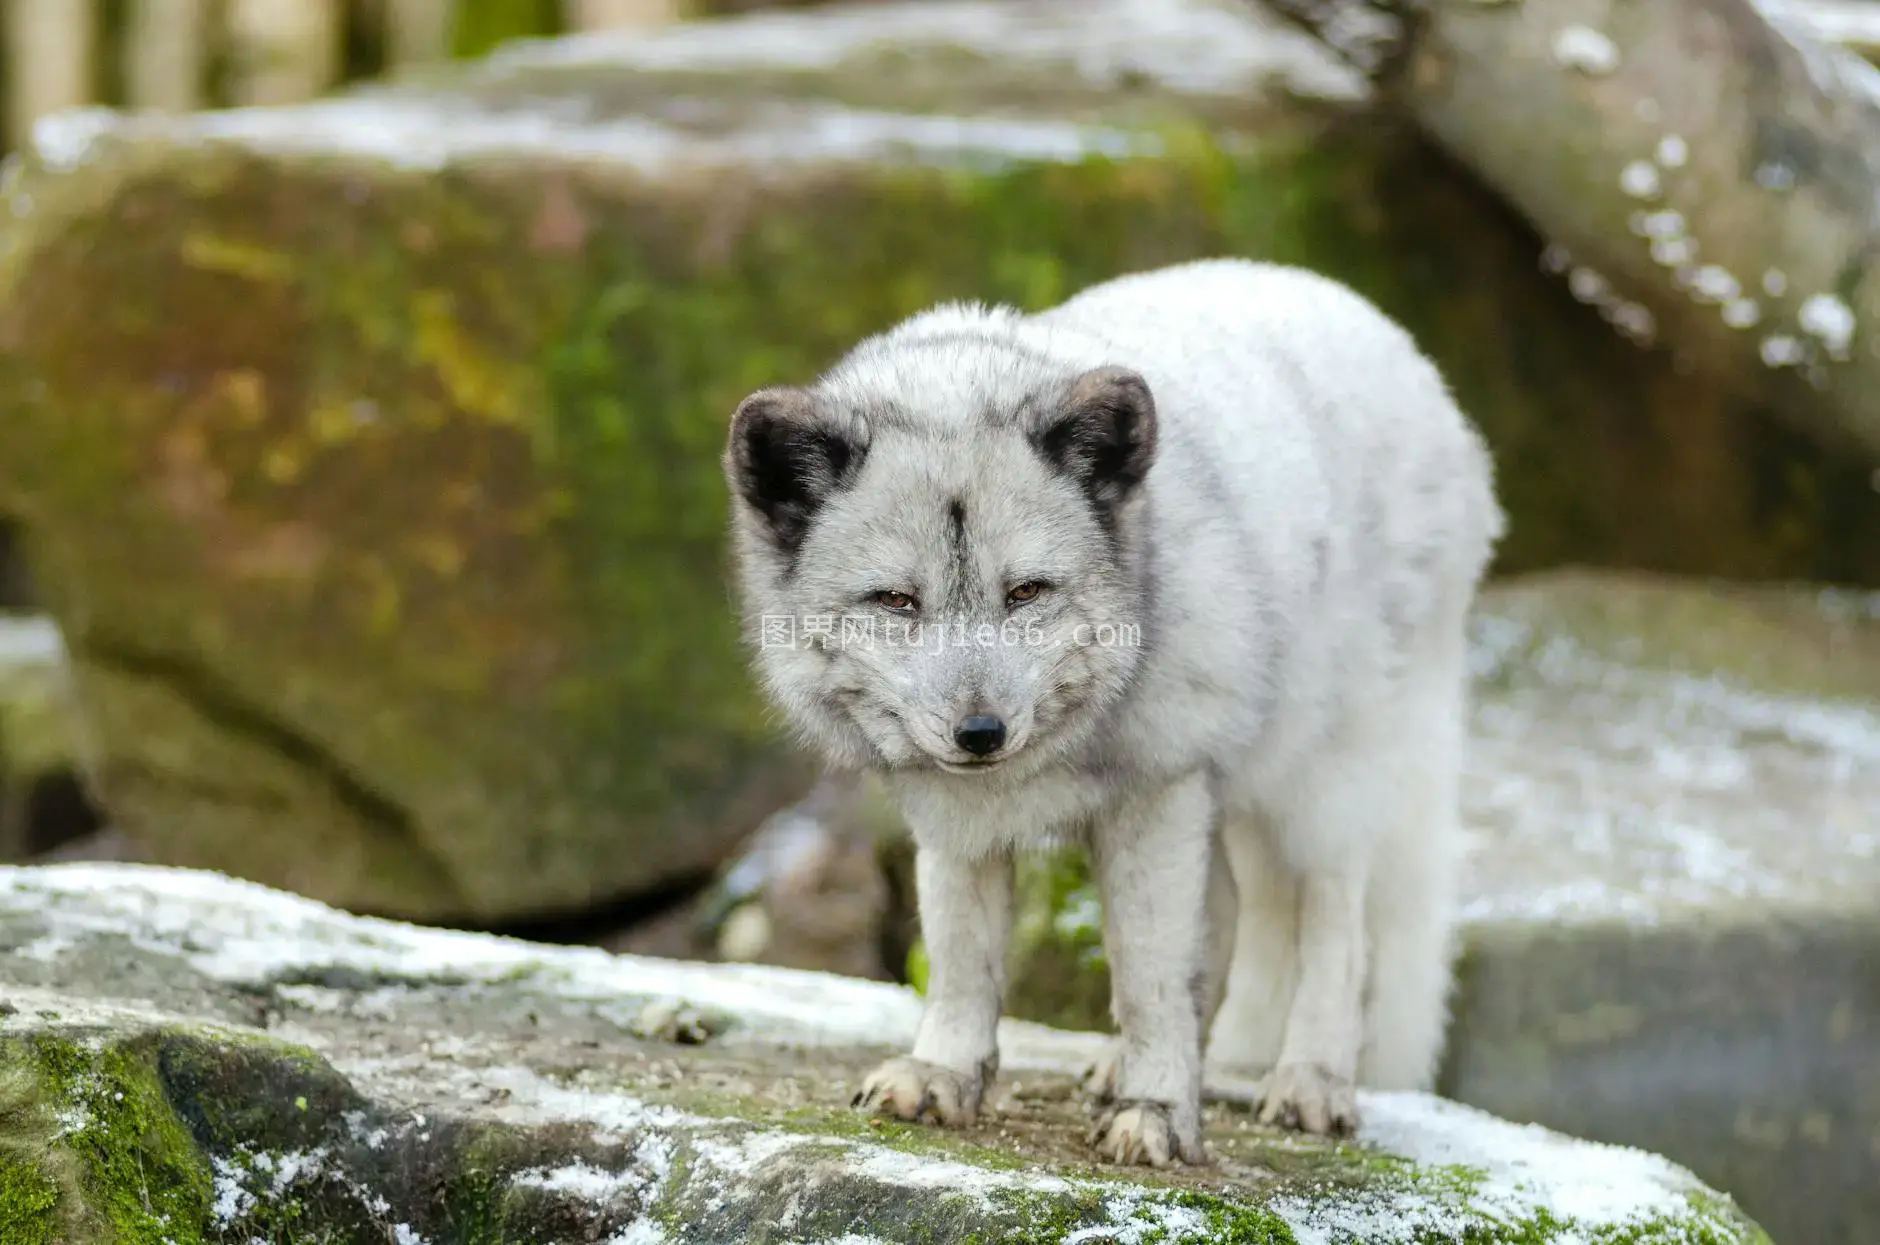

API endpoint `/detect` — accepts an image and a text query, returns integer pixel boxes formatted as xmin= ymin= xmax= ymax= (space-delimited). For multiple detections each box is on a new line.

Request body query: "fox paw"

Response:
xmin=1255 ymin=1063 xmax=1359 ymax=1136
xmin=1089 ymin=1099 xmax=1205 ymax=1167
xmin=852 ymin=1057 xmax=983 ymax=1127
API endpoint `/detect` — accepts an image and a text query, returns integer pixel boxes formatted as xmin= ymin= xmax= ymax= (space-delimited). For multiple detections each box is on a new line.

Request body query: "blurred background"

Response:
xmin=0 ymin=0 xmax=1877 ymax=1241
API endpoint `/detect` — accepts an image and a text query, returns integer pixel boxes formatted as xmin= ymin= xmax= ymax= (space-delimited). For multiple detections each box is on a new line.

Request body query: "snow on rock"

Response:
xmin=480 ymin=0 xmax=1365 ymax=102
xmin=0 ymin=859 xmax=927 ymax=1049
xmin=1442 ymin=573 xmax=1877 ymax=1245
xmin=1459 ymin=572 xmax=1880 ymax=929
xmin=1551 ymin=24 xmax=1622 ymax=75
xmin=27 ymin=0 xmax=1361 ymax=179
xmin=0 ymin=861 xmax=1770 ymax=1242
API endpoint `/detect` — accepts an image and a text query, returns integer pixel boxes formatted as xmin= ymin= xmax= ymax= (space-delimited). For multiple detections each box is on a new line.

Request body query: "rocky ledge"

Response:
xmin=0 ymin=863 xmax=1770 ymax=1243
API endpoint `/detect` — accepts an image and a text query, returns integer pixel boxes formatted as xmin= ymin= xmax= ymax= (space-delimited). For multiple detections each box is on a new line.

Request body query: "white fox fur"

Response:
xmin=721 ymin=259 xmax=1504 ymax=1166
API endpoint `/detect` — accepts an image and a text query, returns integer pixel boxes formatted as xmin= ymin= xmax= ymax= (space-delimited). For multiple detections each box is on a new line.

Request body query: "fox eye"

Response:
xmin=1006 ymin=581 xmax=1048 ymax=606
xmin=872 ymin=590 xmax=918 ymax=613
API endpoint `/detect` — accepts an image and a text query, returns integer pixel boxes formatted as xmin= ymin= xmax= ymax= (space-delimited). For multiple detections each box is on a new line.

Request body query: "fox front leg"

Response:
xmin=1086 ymin=773 xmax=1216 ymax=1167
xmin=854 ymin=841 xmax=1012 ymax=1128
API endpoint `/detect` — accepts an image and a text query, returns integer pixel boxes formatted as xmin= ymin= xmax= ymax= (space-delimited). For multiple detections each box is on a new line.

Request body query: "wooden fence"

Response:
xmin=0 ymin=0 xmax=694 ymax=150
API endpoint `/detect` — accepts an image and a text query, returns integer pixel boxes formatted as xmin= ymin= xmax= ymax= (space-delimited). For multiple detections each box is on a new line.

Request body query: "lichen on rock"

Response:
xmin=0 ymin=862 xmax=1774 ymax=1242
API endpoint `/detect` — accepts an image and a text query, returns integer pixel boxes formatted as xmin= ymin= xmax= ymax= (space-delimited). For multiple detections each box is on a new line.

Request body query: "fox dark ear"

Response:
xmin=726 ymin=387 xmax=867 ymax=558
xmin=1030 ymin=366 xmax=1158 ymax=521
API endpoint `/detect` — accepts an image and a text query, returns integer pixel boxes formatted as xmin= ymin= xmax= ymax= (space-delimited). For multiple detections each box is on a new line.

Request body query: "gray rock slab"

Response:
xmin=0 ymin=861 xmax=1770 ymax=1243
xmin=1443 ymin=571 xmax=1880 ymax=1245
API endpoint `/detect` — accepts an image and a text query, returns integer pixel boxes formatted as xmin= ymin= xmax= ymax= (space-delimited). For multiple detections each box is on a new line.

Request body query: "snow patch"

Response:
xmin=1552 ymin=25 xmax=1621 ymax=75
xmin=1650 ymin=235 xmax=1696 ymax=267
xmin=1761 ymin=332 xmax=1808 ymax=366
xmin=25 ymin=0 xmax=1364 ymax=180
xmin=1755 ymin=160 xmax=1797 ymax=190
xmin=1619 ymin=159 xmax=1661 ymax=199
xmin=1798 ymin=291 xmax=1856 ymax=358
xmin=480 ymin=0 xmax=1365 ymax=102
xmin=73 ymin=95 xmax=1153 ymax=174
xmin=0 ymin=616 xmax=65 ymax=665
xmin=0 ymin=863 xmax=928 ymax=1050
xmin=210 ymin=1157 xmax=254 ymax=1226
xmin=1631 ymin=208 xmax=1685 ymax=238
xmin=511 ymin=1160 xmax=649 ymax=1202
xmin=1352 ymin=1094 xmax=1705 ymax=1235
xmin=1567 ymin=267 xmax=1610 ymax=303
xmin=1687 ymin=264 xmax=1740 ymax=303
xmin=1461 ymin=601 xmax=1880 ymax=927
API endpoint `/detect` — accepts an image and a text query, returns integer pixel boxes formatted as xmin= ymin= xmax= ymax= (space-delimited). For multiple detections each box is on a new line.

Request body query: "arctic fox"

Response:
xmin=720 ymin=259 xmax=1504 ymax=1167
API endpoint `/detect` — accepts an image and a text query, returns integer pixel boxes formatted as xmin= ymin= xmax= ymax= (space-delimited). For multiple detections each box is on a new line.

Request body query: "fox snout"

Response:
xmin=952 ymin=714 xmax=1008 ymax=757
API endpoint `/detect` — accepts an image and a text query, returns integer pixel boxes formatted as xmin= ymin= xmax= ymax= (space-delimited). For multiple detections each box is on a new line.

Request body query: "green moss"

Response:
xmin=450 ymin=0 xmax=562 ymax=59
xmin=5 ymin=1031 xmax=213 ymax=1244
xmin=0 ymin=1061 xmax=85 ymax=1244
xmin=1128 ymin=1188 xmax=1299 ymax=1244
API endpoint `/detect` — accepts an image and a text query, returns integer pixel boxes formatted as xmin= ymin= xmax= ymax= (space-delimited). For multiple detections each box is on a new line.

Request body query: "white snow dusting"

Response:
xmin=1551 ymin=25 xmax=1621 ymax=75
xmin=26 ymin=0 xmax=1362 ymax=180
xmin=1618 ymin=158 xmax=1661 ymax=199
xmin=1761 ymin=332 xmax=1808 ymax=366
xmin=1798 ymin=291 xmax=1856 ymax=358
xmin=1687 ymin=264 xmax=1741 ymax=303
xmin=0 ymin=863 xmax=928 ymax=1049
xmin=0 ymin=615 xmax=65 ymax=664
xmin=37 ymin=96 xmax=1150 ymax=175
xmin=511 ymin=1160 xmax=649 ymax=1202
xmin=1341 ymin=1094 xmax=1705 ymax=1238
xmin=480 ymin=0 xmax=1365 ymax=102
xmin=1459 ymin=597 xmax=1880 ymax=928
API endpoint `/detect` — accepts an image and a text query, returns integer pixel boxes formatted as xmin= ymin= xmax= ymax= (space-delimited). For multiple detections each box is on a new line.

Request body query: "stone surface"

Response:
xmin=3 ymin=0 xmax=1880 ymax=928
xmin=0 ymin=862 xmax=1774 ymax=1243
xmin=1446 ymin=570 xmax=1880 ymax=1245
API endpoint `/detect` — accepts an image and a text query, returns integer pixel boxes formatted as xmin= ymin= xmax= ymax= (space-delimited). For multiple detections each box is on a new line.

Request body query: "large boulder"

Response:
xmin=0 ymin=861 xmax=1775 ymax=1243
xmin=1448 ymin=570 xmax=1880 ymax=1245
xmin=3 ymin=0 xmax=1880 ymax=927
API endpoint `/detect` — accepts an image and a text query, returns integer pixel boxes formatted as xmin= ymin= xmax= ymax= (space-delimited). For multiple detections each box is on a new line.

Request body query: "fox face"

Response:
xmin=723 ymin=329 xmax=1155 ymax=781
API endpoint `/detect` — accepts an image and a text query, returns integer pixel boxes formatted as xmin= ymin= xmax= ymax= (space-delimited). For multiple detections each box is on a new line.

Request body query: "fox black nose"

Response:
xmin=953 ymin=715 xmax=1007 ymax=757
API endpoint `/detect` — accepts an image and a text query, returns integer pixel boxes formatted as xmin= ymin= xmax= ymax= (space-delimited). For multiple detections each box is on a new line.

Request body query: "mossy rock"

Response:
xmin=987 ymin=570 xmax=1880 ymax=1245
xmin=0 ymin=861 xmax=1776 ymax=1243
xmin=3 ymin=1 xmax=1879 ymax=926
